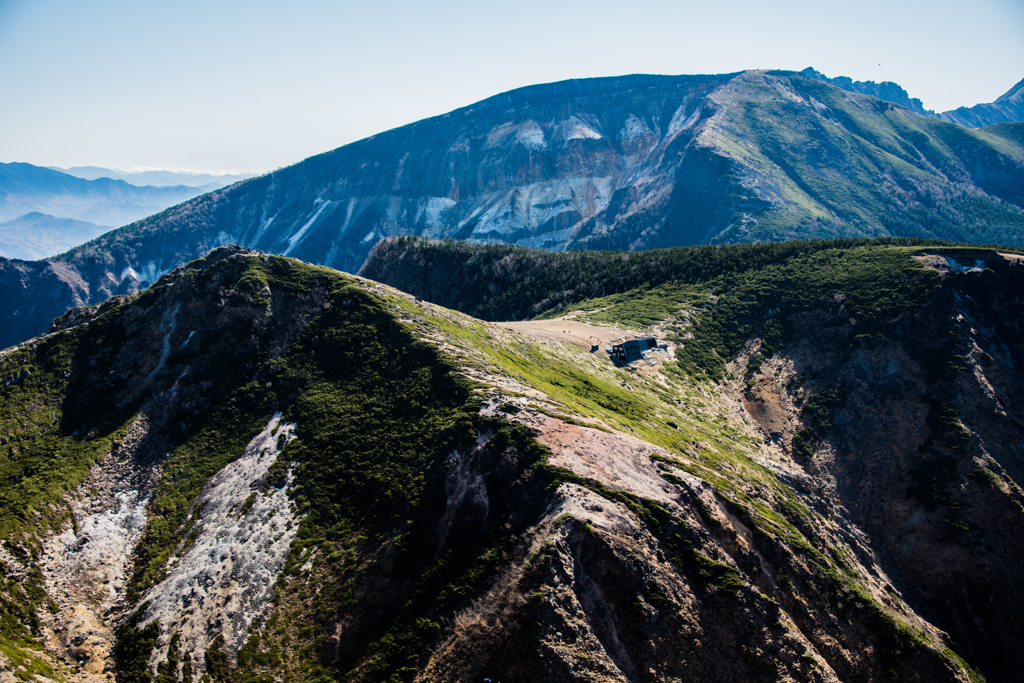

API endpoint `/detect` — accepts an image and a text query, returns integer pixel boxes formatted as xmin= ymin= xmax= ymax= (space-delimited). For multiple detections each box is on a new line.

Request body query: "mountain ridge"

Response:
xmin=50 ymin=166 xmax=254 ymax=189
xmin=2 ymin=69 xmax=1024 ymax=350
xmin=798 ymin=68 xmax=933 ymax=117
xmin=799 ymin=68 xmax=1024 ymax=128
xmin=1 ymin=242 xmax=1022 ymax=681
xmin=0 ymin=212 xmax=112 ymax=260
xmin=937 ymin=75 xmax=1024 ymax=128
xmin=0 ymin=162 xmax=209 ymax=227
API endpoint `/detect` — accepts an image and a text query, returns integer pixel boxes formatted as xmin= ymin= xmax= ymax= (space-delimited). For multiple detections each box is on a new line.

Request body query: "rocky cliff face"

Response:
xmin=1 ymin=243 xmax=1022 ymax=682
xmin=3 ymin=69 xmax=1024 ymax=349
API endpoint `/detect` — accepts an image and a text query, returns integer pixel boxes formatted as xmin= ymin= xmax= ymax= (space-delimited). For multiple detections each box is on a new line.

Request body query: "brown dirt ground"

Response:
xmin=501 ymin=314 xmax=677 ymax=379
xmin=501 ymin=317 xmax=626 ymax=351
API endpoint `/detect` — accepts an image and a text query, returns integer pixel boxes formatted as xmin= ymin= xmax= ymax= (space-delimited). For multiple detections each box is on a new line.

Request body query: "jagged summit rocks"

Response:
xmin=799 ymin=67 xmax=1024 ymax=127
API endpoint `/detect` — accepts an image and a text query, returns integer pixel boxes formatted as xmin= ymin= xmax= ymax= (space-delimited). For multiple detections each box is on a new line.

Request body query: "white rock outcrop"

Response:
xmin=140 ymin=414 xmax=300 ymax=675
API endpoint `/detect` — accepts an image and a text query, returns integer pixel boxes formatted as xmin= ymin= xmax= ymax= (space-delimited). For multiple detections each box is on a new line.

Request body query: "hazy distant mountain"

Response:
xmin=801 ymin=68 xmax=1024 ymax=127
xmin=0 ymin=212 xmax=111 ymax=260
xmin=0 ymin=162 xmax=208 ymax=226
xmin=51 ymin=165 xmax=254 ymax=188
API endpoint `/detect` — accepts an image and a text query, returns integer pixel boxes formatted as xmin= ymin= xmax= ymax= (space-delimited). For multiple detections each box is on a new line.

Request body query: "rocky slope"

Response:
xmin=369 ymin=235 xmax=1024 ymax=682
xmin=1 ymin=241 xmax=1022 ymax=682
xmin=3 ymin=69 xmax=1024 ymax=349
xmin=798 ymin=68 xmax=935 ymax=118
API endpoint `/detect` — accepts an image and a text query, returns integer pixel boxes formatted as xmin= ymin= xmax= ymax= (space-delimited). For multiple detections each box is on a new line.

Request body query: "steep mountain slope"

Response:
xmin=0 ymin=212 xmax=112 ymax=260
xmin=368 ymin=235 xmax=1024 ymax=681
xmin=0 ymin=163 xmax=208 ymax=226
xmin=1 ymin=242 xmax=1022 ymax=682
xmin=3 ymin=69 xmax=1024 ymax=350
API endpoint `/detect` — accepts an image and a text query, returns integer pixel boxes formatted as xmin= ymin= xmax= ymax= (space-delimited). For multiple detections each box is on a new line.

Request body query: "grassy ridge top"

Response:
xmin=360 ymin=235 xmax=1019 ymax=323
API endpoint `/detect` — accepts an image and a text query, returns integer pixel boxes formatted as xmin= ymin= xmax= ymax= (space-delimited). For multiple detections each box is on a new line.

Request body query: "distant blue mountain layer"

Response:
xmin=0 ymin=212 xmax=111 ymax=260
xmin=50 ymin=166 xmax=254 ymax=189
xmin=0 ymin=162 xmax=208 ymax=227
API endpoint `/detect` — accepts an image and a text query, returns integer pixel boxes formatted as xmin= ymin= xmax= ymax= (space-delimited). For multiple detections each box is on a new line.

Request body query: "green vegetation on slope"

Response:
xmin=363 ymin=235 xmax=1017 ymax=326
xmin=0 ymin=306 xmax=138 ymax=672
xmin=245 ymin=284 xmax=554 ymax=683
xmin=2 ymin=242 xmax=1012 ymax=683
xmin=376 ymin=236 xmax=1014 ymax=681
xmin=0 ymin=326 xmax=135 ymax=543
xmin=110 ymin=254 xmax=554 ymax=683
xmin=580 ymin=244 xmax=946 ymax=380
xmin=718 ymin=73 xmax=1024 ymax=246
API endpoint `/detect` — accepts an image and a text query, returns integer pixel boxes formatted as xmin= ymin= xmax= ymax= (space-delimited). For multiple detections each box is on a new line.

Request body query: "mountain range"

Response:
xmin=1 ymin=240 xmax=1022 ymax=682
xmin=1 ymin=68 xmax=1023 ymax=349
xmin=0 ymin=163 xmax=211 ymax=231
xmin=49 ymin=166 xmax=254 ymax=189
xmin=0 ymin=163 xmax=229 ymax=261
xmin=3 ymin=66 xmax=1023 ymax=683
xmin=0 ymin=212 xmax=112 ymax=261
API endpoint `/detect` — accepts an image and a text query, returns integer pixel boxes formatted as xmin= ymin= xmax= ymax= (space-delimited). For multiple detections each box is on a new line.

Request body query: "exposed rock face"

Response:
xmin=3 ymin=70 xmax=1024 ymax=349
xmin=140 ymin=415 xmax=298 ymax=675
xmin=820 ymin=256 xmax=1024 ymax=682
xmin=42 ymin=449 xmax=151 ymax=672
xmin=0 ymin=247 xmax=334 ymax=680
xmin=708 ymin=254 xmax=1024 ymax=682
xmin=798 ymin=68 xmax=934 ymax=117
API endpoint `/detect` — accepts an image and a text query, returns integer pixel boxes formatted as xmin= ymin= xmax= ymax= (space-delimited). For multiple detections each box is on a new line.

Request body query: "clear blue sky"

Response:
xmin=1 ymin=0 xmax=1022 ymax=175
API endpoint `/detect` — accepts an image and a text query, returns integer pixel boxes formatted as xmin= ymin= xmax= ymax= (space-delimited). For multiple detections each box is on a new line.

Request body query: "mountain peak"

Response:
xmin=2 ymin=69 xmax=1024 ymax=349
xmin=995 ymin=76 xmax=1024 ymax=103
